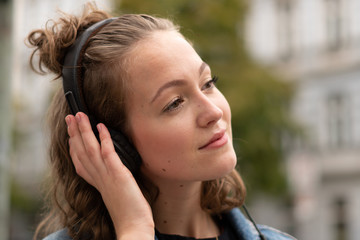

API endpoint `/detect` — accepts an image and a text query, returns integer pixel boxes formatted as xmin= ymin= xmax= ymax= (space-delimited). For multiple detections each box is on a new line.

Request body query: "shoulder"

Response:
xmin=223 ymin=208 xmax=297 ymax=240
xmin=257 ymin=225 xmax=296 ymax=240
xmin=42 ymin=229 xmax=72 ymax=240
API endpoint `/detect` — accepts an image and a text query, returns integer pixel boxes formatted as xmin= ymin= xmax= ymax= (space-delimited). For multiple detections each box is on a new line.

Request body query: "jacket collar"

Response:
xmin=223 ymin=207 xmax=263 ymax=240
xmin=154 ymin=208 xmax=262 ymax=240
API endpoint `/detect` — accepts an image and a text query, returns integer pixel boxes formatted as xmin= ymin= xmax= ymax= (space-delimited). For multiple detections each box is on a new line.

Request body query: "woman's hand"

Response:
xmin=65 ymin=112 xmax=154 ymax=240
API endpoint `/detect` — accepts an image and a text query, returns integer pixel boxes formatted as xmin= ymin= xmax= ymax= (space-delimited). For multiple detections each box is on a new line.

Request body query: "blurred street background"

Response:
xmin=1 ymin=0 xmax=359 ymax=239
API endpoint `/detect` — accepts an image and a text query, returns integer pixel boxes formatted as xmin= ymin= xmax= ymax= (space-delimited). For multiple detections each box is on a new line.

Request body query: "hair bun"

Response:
xmin=27 ymin=4 xmax=111 ymax=78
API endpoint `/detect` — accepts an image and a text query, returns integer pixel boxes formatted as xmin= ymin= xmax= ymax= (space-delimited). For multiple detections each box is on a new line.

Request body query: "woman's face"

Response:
xmin=126 ymin=30 xmax=236 ymax=184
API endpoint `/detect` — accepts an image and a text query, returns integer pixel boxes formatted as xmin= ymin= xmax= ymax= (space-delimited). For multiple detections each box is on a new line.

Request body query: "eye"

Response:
xmin=201 ymin=76 xmax=218 ymax=91
xmin=163 ymin=96 xmax=185 ymax=112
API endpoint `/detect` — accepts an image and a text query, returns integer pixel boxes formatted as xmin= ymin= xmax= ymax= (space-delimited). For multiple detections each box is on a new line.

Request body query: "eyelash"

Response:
xmin=163 ymin=76 xmax=219 ymax=113
xmin=163 ymin=96 xmax=185 ymax=112
xmin=202 ymin=75 xmax=218 ymax=91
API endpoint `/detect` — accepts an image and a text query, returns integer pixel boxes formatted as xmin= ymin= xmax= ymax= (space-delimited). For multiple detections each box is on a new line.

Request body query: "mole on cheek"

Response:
xmin=179 ymin=184 xmax=184 ymax=188
xmin=162 ymin=168 xmax=166 ymax=172
xmin=163 ymin=220 xmax=167 ymax=224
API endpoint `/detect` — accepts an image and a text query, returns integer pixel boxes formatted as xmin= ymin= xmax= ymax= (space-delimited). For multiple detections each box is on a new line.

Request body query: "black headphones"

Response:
xmin=62 ymin=18 xmax=142 ymax=175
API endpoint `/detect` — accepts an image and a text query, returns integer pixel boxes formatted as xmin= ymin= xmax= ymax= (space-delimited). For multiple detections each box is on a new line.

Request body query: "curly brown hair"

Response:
xmin=28 ymin=3 xmax=246 ymax=240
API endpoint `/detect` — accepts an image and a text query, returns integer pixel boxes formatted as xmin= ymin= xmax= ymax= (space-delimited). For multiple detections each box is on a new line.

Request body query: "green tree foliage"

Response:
xmin=115 ymin=0 xmax=300 ymax=197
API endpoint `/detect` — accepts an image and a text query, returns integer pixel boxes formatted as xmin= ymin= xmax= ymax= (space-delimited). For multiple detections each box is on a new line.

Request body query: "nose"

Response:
xmin=196 ymin=95 xmax=223 ymax=128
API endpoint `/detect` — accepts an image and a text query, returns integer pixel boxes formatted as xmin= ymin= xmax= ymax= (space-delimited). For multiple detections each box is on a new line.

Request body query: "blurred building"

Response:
xmin=10 ymin=0 xmax=112 ymax=239
xmin=11 ymin=0 xmax=113 ymax=190
xmin=0 ymin=1 xmax=13 ymax=240
xmin=245 ymin=0 xmax=360 ymax=240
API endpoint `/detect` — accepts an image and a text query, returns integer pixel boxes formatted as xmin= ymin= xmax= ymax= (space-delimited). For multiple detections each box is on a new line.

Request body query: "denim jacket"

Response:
xmin=223 ymin=208 xmax=296 ymax=240
xmin=43 ymin=208 xmax=296 ymax=240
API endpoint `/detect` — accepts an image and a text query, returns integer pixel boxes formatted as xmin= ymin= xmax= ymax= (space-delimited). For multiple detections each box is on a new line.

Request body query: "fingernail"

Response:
xmin=75 ymin=113 xmax=81 ymax=123
xmin=97 ymin=124 xmax=102 ymax=132
xmin=65 ymin=116 xmax=71 ymax=126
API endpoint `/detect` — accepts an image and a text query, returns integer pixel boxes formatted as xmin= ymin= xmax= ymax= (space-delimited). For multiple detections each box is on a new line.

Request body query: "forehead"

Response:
xmin=127 ymin=30 xmax=202 ymax=80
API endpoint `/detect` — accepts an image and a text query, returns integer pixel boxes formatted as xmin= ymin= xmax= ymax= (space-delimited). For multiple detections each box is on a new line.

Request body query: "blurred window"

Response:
xmin=333 ymin=197 xmax=348 ymax=240
xmin=277 ymin=0 xmax=293 ymax=61
xmin=325 ymin=0 xmax=343 ymax=51
xmin=326 ymin=93 xmax=351 ymax=148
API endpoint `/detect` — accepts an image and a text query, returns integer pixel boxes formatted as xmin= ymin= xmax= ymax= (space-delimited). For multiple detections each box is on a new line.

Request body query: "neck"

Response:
xmin=151 ymin=180 xmax=220 ymax=238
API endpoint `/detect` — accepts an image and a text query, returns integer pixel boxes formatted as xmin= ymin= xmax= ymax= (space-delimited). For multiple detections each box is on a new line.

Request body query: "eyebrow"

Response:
xmin=151 ymin=62 xmax=210 ymax=104
xmin=199 ymin=62 xmax=209 ymax=76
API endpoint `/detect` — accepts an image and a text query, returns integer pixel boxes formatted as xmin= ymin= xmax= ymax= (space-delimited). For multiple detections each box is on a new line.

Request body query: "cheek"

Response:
xmin=134 ymin=127 xmax=195 ymax=180
xmin=131 ymin=120 xmax=193 ymax=167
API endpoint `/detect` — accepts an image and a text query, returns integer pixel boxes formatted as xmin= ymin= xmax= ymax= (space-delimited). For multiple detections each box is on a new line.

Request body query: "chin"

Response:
xmin=222 ymin=155 xmax=237 ymax=175
xmin=206 ymin=150 xmax=237 ymax=180
xmin=224 ymin=147 xmax=237 ymax=168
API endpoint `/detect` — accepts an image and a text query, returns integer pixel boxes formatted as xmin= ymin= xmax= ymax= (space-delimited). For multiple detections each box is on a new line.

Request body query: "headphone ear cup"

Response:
xmin=88 ymin=115 xmax=141 ymax=175
xmin=108 ymin=128 xmax=142 ymax=175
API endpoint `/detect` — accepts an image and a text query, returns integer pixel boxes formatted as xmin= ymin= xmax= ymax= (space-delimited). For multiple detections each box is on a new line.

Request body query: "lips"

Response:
xmin=199 ymin=130 xmax=228 ymax=150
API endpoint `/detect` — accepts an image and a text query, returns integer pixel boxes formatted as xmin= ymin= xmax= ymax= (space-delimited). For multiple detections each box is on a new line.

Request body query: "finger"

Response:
xmin=75 ymin=112 xmax=106 ymax=172
xmin=66 ymin=114 xmax=102 ymax=182
xmin=69 ymin=139 xmax=96 ymax=186
xmin=65 ymin=115 xmax=79 ymax=138
xmin=97 ymin=123 xmax=129 ymax=176
xmin=66 ymin=115 xmax=90 ymax=164
xmin=66 ymin=115 xmax=88 ymax=163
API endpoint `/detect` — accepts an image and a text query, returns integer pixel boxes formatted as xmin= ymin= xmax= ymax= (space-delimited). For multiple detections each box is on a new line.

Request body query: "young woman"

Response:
xmin=28 ymin=4 xmax=296 ymax=240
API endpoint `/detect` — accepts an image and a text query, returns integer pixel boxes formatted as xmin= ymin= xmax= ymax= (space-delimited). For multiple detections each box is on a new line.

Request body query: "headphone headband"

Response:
xmin=62 ymin=17 xmax=117 ymax=115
